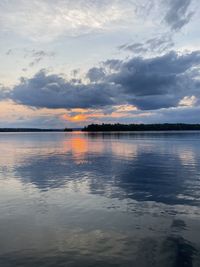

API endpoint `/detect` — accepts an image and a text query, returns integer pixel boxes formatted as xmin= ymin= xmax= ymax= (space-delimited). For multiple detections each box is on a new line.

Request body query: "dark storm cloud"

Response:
xmin=164 ymin=0 xmax=194 ymax=30
xmin=8 ymin=70 xmax=116 ymax=109
xmin=128 ymin=95 xmax=178 ymax=110
xmin=104 ymin=51 xmax=200 ymax=109
xmin=2 ymin=50 xmax=200 ymax=111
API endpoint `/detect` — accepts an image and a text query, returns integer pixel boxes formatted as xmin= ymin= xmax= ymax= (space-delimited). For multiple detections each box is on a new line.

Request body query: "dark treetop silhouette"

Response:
xmin=82 ymin=123 xmax=200 ymax=132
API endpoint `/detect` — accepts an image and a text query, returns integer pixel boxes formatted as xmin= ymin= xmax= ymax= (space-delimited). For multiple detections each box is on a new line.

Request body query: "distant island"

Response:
xmin=82 ymin=123 xmax=200 ymax=132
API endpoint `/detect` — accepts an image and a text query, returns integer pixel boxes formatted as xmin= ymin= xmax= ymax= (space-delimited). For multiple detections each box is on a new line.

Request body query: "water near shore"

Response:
xmin=0 ymin=131 xmax=200 ymax=266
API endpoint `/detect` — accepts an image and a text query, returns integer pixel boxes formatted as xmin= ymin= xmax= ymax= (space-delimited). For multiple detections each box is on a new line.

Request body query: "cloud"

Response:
xmin=119 ymin=34 xmax=174 ymax=54
xmin=8 ymin=70 xmax=116 ymax=109
xmin=0 ymin=0 xmax=196 ymax=47
xmin=0 ymin=85 xmax=10 ymax=100
xmin=1 ymin=50 xmax=200 ymax=114
xmin=0 ymin=114 xmax=66 ymax=129
xmin=103 ymin=50 xmax=200 ymax=109
xmin=179 ymin=95 xmax=197 ymax=107
xmin=143 ymin=106 xmax=200 ymax=124
xmin=164 ymin=0 xmax=194 ymax=30
xmin=0 ymin=0 xmax=135 ymax=42
xmin=27 ymin=49 xmax=55 ymax=67
xmin=86 ymin=67 xmax=106 ymax=82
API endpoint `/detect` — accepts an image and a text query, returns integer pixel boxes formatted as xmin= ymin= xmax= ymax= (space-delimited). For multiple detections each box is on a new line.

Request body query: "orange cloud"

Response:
xmin=114 ymin=104 xmax=137 ymax=112
xmin=61 ymin=114 xmax=88 ymax=122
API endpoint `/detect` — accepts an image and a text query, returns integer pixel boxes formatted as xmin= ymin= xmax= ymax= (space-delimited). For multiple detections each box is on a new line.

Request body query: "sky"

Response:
xmin=0 ymin=0 xmax=200 ymax=128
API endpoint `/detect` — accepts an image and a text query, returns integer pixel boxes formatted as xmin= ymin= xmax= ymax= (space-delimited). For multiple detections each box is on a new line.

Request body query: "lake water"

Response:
xmin=0 ymin=131 xmax=200 ymax=267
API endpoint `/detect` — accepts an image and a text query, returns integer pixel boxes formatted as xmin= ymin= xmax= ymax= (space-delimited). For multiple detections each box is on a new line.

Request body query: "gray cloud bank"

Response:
xmin=2 ymin=50 xmax=200 ymax=113
xmin=8 ymin=71 xmax=116 ymax=109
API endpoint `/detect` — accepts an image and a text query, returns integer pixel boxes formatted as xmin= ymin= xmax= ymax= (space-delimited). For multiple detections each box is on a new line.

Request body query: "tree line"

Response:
xmin=82 ymin=123 xmax=200 ymax=132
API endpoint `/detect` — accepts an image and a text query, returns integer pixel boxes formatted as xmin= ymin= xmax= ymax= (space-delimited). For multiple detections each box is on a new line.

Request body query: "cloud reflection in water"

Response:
xmin=1 ymin=132 xmax=200 ymax=267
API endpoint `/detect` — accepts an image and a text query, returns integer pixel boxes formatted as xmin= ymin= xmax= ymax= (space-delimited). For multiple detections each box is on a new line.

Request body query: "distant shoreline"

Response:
xmin=0 ymin=129 xmax=65 ymax=132
xmin=1 ymin=123 xmax=200 ymax=132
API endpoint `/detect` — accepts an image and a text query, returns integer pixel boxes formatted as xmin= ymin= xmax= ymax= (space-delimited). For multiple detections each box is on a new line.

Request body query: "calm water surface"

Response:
xmin=0 ymin=131 xmax=200 ymax=266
